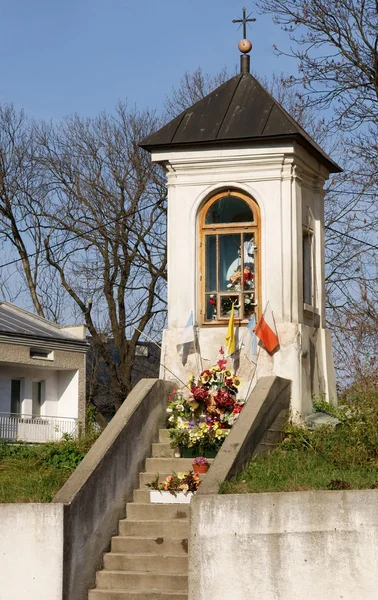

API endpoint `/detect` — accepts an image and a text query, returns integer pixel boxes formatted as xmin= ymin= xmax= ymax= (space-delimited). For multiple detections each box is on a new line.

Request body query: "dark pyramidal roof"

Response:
xmin=140 ymin=73 xmax=341 ymax=173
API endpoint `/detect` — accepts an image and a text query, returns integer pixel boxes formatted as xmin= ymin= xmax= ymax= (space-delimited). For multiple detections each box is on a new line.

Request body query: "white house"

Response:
xmin=140 ymin=49 xmax=341 ymax=415
xmin=0 ymin=302 xmax=88 ymax=442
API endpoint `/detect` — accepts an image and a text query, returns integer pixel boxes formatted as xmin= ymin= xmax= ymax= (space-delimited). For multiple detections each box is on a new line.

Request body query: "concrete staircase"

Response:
xmin=88 ymin=429 xmax=204 ymax=600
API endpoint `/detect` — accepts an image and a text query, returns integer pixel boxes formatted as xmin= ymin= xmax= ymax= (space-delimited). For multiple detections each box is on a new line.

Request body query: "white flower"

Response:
xmin=168 ymin=415 xmax=175 ymax=423
xmin=245 ymin=298 xmax=251 ymax=304
xmin=166 ymin=407 xmax=173 ymax=414
xmin=176 ymin=404 xmax=184 ymax=411
xmin=227 ymin=283 xmax=232 ymax=289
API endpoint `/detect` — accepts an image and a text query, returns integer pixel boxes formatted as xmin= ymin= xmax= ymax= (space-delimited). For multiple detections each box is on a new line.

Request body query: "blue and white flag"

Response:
xmin=177 ymin=311 xmax=195 ymax=356
xmin=245 ymin=314 xmax=258 ymax=357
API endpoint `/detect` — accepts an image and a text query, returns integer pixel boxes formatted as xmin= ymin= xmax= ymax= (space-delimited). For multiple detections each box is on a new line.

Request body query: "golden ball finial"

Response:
xmin=238 ymin=39 xmax=252 ymax=54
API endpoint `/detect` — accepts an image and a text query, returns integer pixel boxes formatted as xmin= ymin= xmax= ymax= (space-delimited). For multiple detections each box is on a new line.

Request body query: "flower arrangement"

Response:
xmin=192 ymin=456 xmax=209 ymax=466
xmin=146 ymin=471 xmax=201 ymax=496
xmin=166 ymin=348 xmax=245 ymax=456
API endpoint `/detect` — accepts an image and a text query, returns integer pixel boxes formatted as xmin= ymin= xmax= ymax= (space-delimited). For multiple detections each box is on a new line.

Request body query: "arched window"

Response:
xmin=199 ymin=190 xmax=260 ymax=325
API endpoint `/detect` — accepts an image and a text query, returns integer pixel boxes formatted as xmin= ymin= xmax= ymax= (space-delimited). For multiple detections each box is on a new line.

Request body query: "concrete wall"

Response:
xmin=53 ymin=378 xmax=174 ymax=600
xmin=189 ymin=491 xmax=378 ymax=600
xmin=0 ymin=504 xmax=64 ymax=600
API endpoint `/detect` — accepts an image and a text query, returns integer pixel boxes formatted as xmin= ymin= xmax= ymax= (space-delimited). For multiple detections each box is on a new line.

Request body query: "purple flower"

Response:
xmin=189 ymin=420 xmax=195 ymax=427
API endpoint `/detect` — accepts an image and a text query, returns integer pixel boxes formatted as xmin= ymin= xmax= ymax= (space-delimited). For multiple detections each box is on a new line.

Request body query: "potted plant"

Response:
xmin=192 ymin=456 xmax=209 ymax=473
xmin=146 ymin=471 xmax=201 ymax=503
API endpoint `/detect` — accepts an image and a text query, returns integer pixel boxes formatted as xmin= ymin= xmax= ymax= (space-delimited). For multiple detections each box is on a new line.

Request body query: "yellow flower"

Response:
xmin=188 ymin=399 xmax=200 ymax=410
xmin=233 ymin=377 xmax=242 ymax=388
xmin=177 ymin=472 xmax=186 ymax=479
xmin=200 ymin=373 xmax=210 ymax=384
xmin=211 ymin=365 xmax=220 ymax=373
xmin=224 ymin=370 xmax=234 ymax=378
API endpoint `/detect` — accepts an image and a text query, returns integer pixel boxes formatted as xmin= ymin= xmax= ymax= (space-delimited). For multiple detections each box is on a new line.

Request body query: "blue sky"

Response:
xmin=0 ymin=0 xmax=294 ymax=120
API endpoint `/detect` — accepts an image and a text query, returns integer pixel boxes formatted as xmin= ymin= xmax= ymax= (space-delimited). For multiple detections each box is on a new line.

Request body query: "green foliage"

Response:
xmin=0 ymin=432 xmax=99 ymax=503
xmin=222 ymin=378 xmax=378 ymax=494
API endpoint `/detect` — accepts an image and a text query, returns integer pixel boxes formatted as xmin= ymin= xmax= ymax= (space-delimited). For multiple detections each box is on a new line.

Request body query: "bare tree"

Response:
xmin=36 ymin=104 xmax=167 ymax=410
xmin=164 ymin=66 xmax=234 ymax=119
xmin=0 ymin=105 xmax=53 ymax=317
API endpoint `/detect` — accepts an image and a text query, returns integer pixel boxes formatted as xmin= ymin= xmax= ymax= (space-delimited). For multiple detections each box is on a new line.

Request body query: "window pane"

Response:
xmin=220 ymin=295 xmax=240 ymax=319
xmin=242 ymin=233 xmax=255 ymax=291
xmin=205 ymin=235 xmax=217 ymax=292
xmin=219 ymin=234 xmax=241 ymax=292
xmin=303 ymin=232 xmax=313 ymax=305
xmin=205 ymin=196 xmax=254 ymax=224
xmin=32 ymin=382 xmax=42 ymax=417
xmin=243 ymin=293 xmax=256 ymax=319
xmin=11 ymin=380 xmax=21 ymax=414
xmin=205 ymin=295 xmax=217 ymax=321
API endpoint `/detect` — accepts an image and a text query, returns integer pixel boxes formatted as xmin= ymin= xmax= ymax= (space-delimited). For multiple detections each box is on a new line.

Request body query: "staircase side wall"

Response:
xmin=53 ymin=378 xmax=173 ymax=600
xmin=197 ymin=376 xmax=291 ymax=495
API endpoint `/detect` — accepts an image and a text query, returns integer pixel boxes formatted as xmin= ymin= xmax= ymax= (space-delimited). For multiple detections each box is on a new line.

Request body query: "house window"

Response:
xmin=32 ymin=381 xmax=44 ymax=417
xmin=11 ymin=380 xmax=21 ymax=415
xmin=199 ymin=191 xmax=260 ymax=324
xmin=30 ymin=348 xmax=54 ymax=360
xmin=135 ymin=345 xmax=149 ymax=357
xmin=303 ymin=229 xmax=314 ymax=306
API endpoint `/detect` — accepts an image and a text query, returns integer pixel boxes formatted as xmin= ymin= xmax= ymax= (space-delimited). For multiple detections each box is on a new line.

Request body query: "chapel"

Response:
xmin=140 ymin=27 xmax=341 ymax=415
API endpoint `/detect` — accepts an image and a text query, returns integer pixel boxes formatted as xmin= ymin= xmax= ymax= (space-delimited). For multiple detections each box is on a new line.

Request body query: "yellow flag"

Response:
xmin=225 ymin=302 xmax=235 ymax=355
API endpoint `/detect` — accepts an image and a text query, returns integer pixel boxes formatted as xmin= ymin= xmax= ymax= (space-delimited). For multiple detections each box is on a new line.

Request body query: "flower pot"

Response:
xmin=149 ymin=490 xmax=194 ymax=504
xmin=180 ymin=446 xmax=218 ymax=459
xmin=193 ymin=464 xmax=209 ymax=474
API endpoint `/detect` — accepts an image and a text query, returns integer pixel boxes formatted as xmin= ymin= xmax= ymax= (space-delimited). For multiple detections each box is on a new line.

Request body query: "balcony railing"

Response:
xmin=0 ymin=413 xmax=79 ymax=443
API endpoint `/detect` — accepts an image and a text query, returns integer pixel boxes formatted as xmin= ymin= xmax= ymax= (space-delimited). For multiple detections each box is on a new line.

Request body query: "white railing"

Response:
xmin=0 ymin=413 xmax=79 ymax=443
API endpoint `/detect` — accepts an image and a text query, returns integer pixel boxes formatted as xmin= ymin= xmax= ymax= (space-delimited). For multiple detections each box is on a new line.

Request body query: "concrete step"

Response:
xmin=89 ymin=590 xmax=187 ymax=600
xmin=139 ymin=471 xmax=208 ymax=488
xmin=133 ymin=489 xmax=152 ymax=503
xmin=145 ymin=458 xmax=198 ymax=472
xmin=111 ymin=536 xmax=188 ymax=556
xmin=103 ymin=553 xmax=188 ymax=574
xmin=151 ymin=443 xmax=176 ymax=458
xmin=95 ymin=571 xmax=187 ymax=592
xmin=119 ymin=519 xmax=189 ymax=538
xmin=158 ymin=429 xmax=171 ymax=443
xmin=126 ymin=503 xmax=189 ymax=521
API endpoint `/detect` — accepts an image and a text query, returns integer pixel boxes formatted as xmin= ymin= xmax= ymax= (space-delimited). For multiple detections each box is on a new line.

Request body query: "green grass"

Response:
xmin=221 ymin=382 xmax=378 ymax=494
xmin=220 ymin=448 xmax=378 ymax=494
xmin=0 ymin=433 xmax=99 ymax=503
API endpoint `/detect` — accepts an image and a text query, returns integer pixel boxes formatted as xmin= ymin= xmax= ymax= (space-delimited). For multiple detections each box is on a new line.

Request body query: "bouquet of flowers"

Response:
xmin=166 ymin=348 xmax=245 ymax=455
xmin=146 ymin=471 xmax=201 ymax=496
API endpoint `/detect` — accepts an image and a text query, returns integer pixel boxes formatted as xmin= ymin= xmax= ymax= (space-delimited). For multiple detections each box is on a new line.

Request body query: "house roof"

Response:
xmin=0 ymin=302 xmax=88 ymax=348
xmin=140 ymin=72 xmax=342 ymax=173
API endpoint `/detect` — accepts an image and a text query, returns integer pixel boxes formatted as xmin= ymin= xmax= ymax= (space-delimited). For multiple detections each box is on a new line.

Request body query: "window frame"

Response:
xmin=302 ymin=227 xmax=314 ymax=308
xmin=199 ymin=190 xmax=261 ymax=326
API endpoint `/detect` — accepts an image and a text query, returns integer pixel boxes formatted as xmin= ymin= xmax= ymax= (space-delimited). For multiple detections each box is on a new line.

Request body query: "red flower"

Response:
xmin=217 ymin=359 xmax=227 ymax=370
xmin=191 ymin=385 xmax=209 ymax=401
xmin=215 ymin=389 xmax=235 ymax=409
xmin=219 ymin=347 xmax=224 ymax=355
xmin=232 ymin=404 xmax=243 ymax=415
xmin=209 ymin=298 xmax=216 ymax=305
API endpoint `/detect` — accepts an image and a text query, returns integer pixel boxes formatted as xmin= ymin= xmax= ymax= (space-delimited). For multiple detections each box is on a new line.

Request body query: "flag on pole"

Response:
xmin=245 ymin=313 xmax=258 ymax=356
xmin=253 ymin=302 xmax=279 ymax=353
xmin=225 ymin=302 xmax=236 ymax=355
xmin=178 ymin=311 xmax=195 ymax=356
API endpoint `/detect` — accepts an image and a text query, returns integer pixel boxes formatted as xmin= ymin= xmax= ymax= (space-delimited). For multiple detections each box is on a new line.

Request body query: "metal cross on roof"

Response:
xmin=232 ymin=7 xmax=256 ymax=39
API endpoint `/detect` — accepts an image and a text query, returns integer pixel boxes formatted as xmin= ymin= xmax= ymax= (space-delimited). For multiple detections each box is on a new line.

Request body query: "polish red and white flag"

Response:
xmin=253 ymin=302 xmax=279 ymax=353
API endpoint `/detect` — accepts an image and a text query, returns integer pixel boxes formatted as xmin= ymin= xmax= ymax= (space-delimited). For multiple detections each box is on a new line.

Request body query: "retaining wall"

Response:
xmin=189 ymin=491 xmax=378 ymax=600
